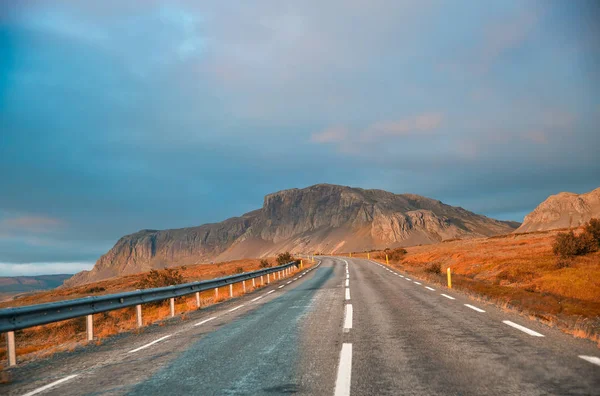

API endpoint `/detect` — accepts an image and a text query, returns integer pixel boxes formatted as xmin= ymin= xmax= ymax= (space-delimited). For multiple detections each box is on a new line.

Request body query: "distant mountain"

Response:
xmin=516 ymin=187 xmax=600 ymax=233
xmin=0 ymin=274 xmax=72 ymax=298
xmin=65 ymin=184 xmax=518 ymax=286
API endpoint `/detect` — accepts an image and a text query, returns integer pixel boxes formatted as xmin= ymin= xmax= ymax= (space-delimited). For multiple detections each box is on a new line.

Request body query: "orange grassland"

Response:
xmin=349 ymin=228 xmax=600 ymax=345
xmin=0 ymin=257 xmax=309 ymax=367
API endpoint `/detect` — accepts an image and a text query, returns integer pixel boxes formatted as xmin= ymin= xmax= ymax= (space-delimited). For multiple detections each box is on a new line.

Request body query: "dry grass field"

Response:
xmin=0 ymin=257 xmax=309 ymax=367
xmin=348 ymin=228 xmax=600 ymax=345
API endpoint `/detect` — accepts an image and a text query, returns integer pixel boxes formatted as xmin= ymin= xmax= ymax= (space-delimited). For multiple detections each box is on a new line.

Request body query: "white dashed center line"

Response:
xmin=278 ymin=285 xmax=285 ymax=289
xmin=345 ymin=279 xmax=349 ymax=287
xmin=413 ymin=281 xmax=422 ymax=285
xmin=344 ymin=304 xmax=353 ymax=332
xmin=503 ymin=320 xmax=544 ymax=337
xmin=425 ymin=286 xmax=435 ymax=291
xmin=345 ymin=288 xmax=351 ymax=300
xmin=128 ymin=334 xmax=172 ymax=354
xmin=464 ymin=304 xmax=485 ymax=313
xmin=334 ymin=343 xmax=353 ymax=396
xmin=440 ymin=294 xmax=455 ymax=300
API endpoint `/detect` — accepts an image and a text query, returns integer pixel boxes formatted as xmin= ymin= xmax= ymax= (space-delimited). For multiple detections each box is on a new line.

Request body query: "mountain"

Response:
xmin=65 ymin=184 xmax=518 ymax=286
xmin=516 ymin=187 xmax=600 ymax=233
xmin=0 ymin=274 xmax=72 ymax=300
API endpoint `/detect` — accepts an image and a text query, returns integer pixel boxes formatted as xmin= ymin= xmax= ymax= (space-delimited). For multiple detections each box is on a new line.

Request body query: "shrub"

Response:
xmin=424 ymin=262 xmax=442 ymax=275
xmin=552 ymin=227 xmax=598 ymax=259
xmin=583 ymin=218 xmax=600 ymax=248
xmin=235 ymin=266 xmax=244 ymax=274
xmin=276 ymin=252 xmax=294 ymax=265
xmin=136 ymin=268 xmax=184 ymax=289
xmin=86 ymin=286 xmax=106 ymax=293
xmin=259 ymin=259 xmax=270 ymax=268
xmin=386 ymin=247 xmax=408 ymax=261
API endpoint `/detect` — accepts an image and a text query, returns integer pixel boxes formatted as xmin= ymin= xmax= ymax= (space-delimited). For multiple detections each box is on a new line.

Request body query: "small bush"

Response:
xmin=276 ymin=252 xmax=294 ymax=265
xmin=424 ymin=262 xmax=442 ymax=275
xmin=584 ymin=218 xmax=600 ymax=246
xmin=136 ymin=268 xmax=184 ymax=289
xmin=86 ymin=286 xmax=106 ymax=293
xmin=553 ymin=229 xmax=598 ymax=258
xmin=386 ymin=247 xmax=408 ymax=261
xmin=259 ymin=259 xmax=270 ymax=268
xmin=235 ymin=266 xmax=244 ymax=274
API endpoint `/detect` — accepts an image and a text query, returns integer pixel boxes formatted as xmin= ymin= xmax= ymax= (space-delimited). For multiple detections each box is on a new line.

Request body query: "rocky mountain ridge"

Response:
xmin=65 ymin=184 xmax=518 ymax=286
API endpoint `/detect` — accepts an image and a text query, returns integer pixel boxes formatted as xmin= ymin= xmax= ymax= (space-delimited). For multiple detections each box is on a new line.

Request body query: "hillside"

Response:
xmin=66 ymin=184 xmax=518 ymax=286
xmin=0 ymin=274 xmax=72 ymax=301
xmin=516 ymin=187 xmax=600 ymax=233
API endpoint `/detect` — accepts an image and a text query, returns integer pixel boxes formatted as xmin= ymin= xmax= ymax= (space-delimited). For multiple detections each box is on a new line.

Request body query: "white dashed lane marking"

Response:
xmin=128 ymin=335 xmax=172 ymax=354
xmin=579 ymin=355 xmax=600 ymax=366
xmin=194 ymin=317 xmax=217 ymax=327
xmin=503 ymin=320 xmax=544 ymax=337
xmin=464 ymin=304 xmax=485 ymax=313
xmin=440 ymin=294 xmax=455 ymax=300
xmin=21 ymin=374 xmax=79 ymax=396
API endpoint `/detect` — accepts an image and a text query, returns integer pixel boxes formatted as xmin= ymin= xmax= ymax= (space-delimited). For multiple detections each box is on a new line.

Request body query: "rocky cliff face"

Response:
xmin=516 ymin=187 xmax=600 ymax=233
xmin=65 ymin=184 xmax=518 ymax=286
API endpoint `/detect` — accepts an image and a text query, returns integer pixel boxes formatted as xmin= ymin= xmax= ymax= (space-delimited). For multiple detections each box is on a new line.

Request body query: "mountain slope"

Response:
xmin=516 ymin=187 xmax=600 ymax=233
xmin=65 ymin=184 xmax=518 ymax=286
xmin=0 ymin=274 xmax=72 ymax=301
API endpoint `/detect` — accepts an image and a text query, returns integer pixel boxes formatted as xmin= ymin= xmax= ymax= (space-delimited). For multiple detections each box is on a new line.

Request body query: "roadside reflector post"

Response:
xmin=214 ymin=287 xmax=219 ymax=300
xmin=349 ymin=252 xmax=352 ymax=258
xmin=386 ymin=254 xmax=389 ymax=265
xmin=86 ymin=314 xmax=94 ymax=341
xmin=195 ymin=291 xmax=201 ymax=308
xmin=136 ymin=304 xmax=143 ymax=327
xmin=300 ymin=260 xmax=303 ymax=269
xmin=229 ymin=284 xmax=233 ymax=297
xmin=242 ymin=280 xmax=246 ymax=293
xmin=367 ymin=252 xmax=370 ymax=260
xmin=170 ymin=298 xmax=175 ymax=317
xmin=6 ymin=331 xmax=16 ymax=367
xmin=447 ymin=267 xmax=452 ymax=289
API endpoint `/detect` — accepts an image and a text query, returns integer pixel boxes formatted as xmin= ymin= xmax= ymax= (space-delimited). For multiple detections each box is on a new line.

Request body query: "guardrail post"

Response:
xmin=447 ymin=267 xmax=452 ymax=288
xmin=170 ymin=298 xmax=175 ymax=317
xmin=86 ymin=314 xmax=94 ymax=341
xmin=214 ymin=287 xmax=219 ymax=300
xmin=136 ymin=304 xmax=143 ymax=327
xmin=260 ymin=275 xmax=264 ymax=285
xmin=195 ymin=291 xmax=201 ymax=308
xmin=229 ymin=284 xmax=233 ymax=297
xmin=252 ymin=278 xmax=255 ymax=288
xmin=6 ymin=331 xmax=16 ymax=366
xmin=242 ymin=280 xmax=246 ymax=293
xmin=267 ymin=273 xmax=270 ymax=284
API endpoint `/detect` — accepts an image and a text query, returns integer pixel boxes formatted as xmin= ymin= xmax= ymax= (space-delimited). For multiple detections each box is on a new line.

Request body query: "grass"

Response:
xmin=343 ymin=228 xmax=600 ymax=344
xmin=0 ymin=257 xmax=307 ymax=367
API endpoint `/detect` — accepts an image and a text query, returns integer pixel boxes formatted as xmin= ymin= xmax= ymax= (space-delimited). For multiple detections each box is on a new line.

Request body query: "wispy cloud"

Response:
xmin=0 ymin=216 xmax=64 ymax=233
xmin=363 ymin=113 xmax=443 ymax=140
xmin=311 ymin=126 xmax=348 ymax=143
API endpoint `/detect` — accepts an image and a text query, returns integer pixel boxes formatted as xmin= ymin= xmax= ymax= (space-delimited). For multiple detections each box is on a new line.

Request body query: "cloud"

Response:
xmin=364 ymin=113 xmax=443 ymax=139
xmin=311 ymin=126 xmax=348 ymax=143
xmin=0 ymin=216 xmax=64 ymax=233
xmin=0 ymin=262 xmax=93 ymax=276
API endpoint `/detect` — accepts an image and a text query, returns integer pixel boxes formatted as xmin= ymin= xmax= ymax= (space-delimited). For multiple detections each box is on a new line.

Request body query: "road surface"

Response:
xmin=2 ymin=257 xmax=599 ymax=395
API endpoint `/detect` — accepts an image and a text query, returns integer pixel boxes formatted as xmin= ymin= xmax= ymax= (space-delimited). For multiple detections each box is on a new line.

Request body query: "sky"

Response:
xmin=1 ymin=0 xmax=599 ymax=276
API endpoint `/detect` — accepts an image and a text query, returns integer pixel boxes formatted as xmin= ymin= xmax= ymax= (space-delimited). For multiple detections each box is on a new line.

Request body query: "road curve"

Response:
xmin=2 ymin=256 xmax=599 ymax=395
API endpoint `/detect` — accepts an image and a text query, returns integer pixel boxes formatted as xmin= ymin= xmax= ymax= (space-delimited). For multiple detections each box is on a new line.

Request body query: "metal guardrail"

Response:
xmin=0 ymin=260 xmax=301 ymax=366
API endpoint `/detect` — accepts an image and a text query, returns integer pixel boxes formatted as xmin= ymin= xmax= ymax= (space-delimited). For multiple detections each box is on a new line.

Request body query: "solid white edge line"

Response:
xmin=194 ymin=316 xmax=217 ymax=327
xmin=334 ymin=343 xmax=353 ymax=396
xmin=425 ymin=286 xmax=435 ymax=291
xmin=579 ymin=355 xmax=600 ymax=366
xmin=21 ymin=374 xmax=79 ymax=396
xmin=440 ymin=294 xmax=456 ymax=300
xmin=464 ymin=304 xmax=486 ymax=313
xmin=228 ymin=304 xmax=245 ymax=312
xmin=345 ymin=288 xmax=351 ymax=300
xmin=128 ymin=334 xmax=172 ymax=353
xmin=343 ymin=304 xmax=353 ymax=332
xmin=503 ymin=320 xmax=544 ymax=337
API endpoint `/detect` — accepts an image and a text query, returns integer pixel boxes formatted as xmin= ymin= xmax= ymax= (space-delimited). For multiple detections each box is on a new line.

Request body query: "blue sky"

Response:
xmin=1 ymin=0 xmax=599 ymax=276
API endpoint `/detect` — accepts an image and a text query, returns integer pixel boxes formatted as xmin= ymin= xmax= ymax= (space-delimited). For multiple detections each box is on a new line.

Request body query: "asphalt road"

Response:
xmin=2 ymin=257 xmax=599 ymax=395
